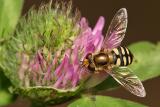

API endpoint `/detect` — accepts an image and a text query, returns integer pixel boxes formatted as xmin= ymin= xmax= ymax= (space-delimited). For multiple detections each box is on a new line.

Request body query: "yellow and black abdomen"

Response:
xmin=111 ymin=46 xmax=133 ymax=66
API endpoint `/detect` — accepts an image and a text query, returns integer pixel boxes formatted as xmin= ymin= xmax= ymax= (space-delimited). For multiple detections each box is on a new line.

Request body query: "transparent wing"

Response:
xmin=108 ymin=67 xmax=146 ymax=97
xmin=82 ymin=69 xmax=109 ymax=89
xmin=102 ymin=8 xmax=128 ymax=49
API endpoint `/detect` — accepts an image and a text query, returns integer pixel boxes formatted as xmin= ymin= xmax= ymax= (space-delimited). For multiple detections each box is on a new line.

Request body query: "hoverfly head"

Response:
xmin=81 ymin=53 xmax=92 ymax=67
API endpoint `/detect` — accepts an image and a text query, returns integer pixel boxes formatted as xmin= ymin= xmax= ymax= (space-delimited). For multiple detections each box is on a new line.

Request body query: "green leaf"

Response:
xmin=0 ymin=68 xmax=14 ymax=106
xmin=0 ymin=0 xmax=23 ymax=41
xmin=0 ymin=90 xmax=13 ymax=106
xmin=129 ymin=41 xmax=160 ymax=81
xmin=68 ymin=95 xmax=147 ymax=107
xmin=0 ymin=68 xmax=12 ymax=90
xmin=0 ymin=0 xmax=24 ymax=86
xmin=94 ymin=41 xmax=160 ymax=91
xmin=0 ymin=0 xmax=23 ymax=83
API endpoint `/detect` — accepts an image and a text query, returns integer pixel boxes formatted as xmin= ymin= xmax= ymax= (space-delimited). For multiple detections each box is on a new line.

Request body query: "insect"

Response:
xmin=82 ymin=8 xmax=146 ymax=97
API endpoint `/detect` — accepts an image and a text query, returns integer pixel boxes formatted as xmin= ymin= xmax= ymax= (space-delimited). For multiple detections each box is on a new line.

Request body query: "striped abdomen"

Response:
xmin=111 ymin=46 xmax=133 ymax=66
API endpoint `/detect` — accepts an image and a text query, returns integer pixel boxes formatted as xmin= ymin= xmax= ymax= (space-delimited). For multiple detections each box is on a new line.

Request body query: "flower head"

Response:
xmin=16 ymin=16 xmax=106 ymax=89
xmin=1 ymin=1 xmax=108 ymax=104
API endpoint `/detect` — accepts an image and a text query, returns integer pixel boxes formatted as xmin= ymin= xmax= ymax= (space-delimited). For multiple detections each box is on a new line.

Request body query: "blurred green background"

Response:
xmin=1 ymin=0 xmax=160 ymax=107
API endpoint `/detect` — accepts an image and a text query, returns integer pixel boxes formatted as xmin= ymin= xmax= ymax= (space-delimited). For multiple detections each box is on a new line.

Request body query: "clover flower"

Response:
xmin=17 ymin=16 xmax=106 ymax=89
xmin=1 ymin=1 xmax=108 ymax=104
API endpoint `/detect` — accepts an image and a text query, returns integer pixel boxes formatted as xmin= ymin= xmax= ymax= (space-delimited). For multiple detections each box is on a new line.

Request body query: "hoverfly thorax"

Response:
xmin=93 ymin=52 xmax=109 ymax=66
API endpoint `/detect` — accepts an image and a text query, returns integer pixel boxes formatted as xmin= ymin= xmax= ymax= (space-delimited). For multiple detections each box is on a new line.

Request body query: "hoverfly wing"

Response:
xmin=108 ymin=67 xmax=146 ymax=97
xmin=83 ymin=70 xmax=109 ymax=89
xmin=102 ymin=8 xmax=128 ymax=49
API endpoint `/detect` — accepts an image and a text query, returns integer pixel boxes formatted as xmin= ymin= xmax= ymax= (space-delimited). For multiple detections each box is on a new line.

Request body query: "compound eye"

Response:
xmin=86 ymin=53 xmax=92 ymax=59
xmin=88 ymin=63 xmax=95 ymax=72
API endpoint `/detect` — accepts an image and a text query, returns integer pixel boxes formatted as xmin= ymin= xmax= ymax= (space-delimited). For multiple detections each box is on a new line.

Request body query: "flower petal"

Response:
xmin=71 ymin=46 xmax=79 ymax=65
xmin=92 ymin=16 xmax=105 ymax=35
xmin=80 ymin=17 xmax=89 ymax=30
xmin=71 ymin=65 xmax=79 ymax=87
xmin=54 ymin=74 xmax=64 ymax=88
xmin=54 ymin=55 xmax=67 ymax=77
xmin=44 ymin=51 xmax=60 ymax=80
xmin=62 ymin=64 xmax=74 ymax=87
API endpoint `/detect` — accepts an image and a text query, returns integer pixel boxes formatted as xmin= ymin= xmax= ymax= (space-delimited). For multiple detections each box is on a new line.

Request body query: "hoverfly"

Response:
xmin=82 ymin=8 xmax=146 ymax=97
